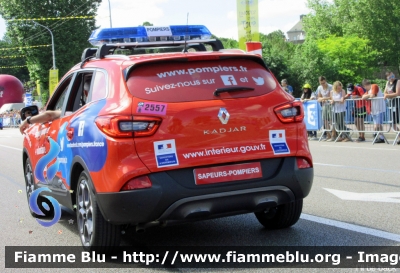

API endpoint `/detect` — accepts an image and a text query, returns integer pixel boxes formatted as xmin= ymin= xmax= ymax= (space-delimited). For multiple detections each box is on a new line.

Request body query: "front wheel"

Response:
xmin=255 ymin=199 xmax=303 ymax=229
xmin=24 ymin=157 xmax=53 ymax=218
xmin=76 ymin=170 xmax=121 ymax=253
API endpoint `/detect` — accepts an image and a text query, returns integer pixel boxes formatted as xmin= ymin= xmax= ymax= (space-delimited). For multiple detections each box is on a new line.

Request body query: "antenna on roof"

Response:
xmin=183 ymin=13 xmax=189 ymax=53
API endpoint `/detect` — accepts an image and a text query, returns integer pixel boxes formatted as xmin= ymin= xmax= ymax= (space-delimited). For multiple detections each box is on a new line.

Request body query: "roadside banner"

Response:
xmin=237 ymin=0 xmax=259 ymax=50
xmin=25 ymin=93 xmax=32 ymax=106
xmin=303 ymin=101 xmax=322 ymax=130
xmin=49 ymin=69 xmax=59 ymax=97
xmin=36 ymin=80 xmax=41 ymax=96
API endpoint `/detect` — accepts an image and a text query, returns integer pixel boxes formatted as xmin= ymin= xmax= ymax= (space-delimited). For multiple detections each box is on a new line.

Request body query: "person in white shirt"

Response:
xmin=329 ymin=81 xmax=350 ymax=142
xmin=383 ymin=72 xmax=400 ymax=144
xmin=316 ymin=76 xmax=333 ymax=140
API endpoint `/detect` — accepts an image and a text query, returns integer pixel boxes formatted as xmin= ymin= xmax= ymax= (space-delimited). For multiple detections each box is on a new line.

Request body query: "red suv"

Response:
xmin=21 ymin=25 xmax=313 ymax=252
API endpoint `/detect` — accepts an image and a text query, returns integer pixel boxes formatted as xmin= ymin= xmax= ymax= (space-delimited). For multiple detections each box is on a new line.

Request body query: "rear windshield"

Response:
xmin=126 ymin=58 xmax=277 ymax=102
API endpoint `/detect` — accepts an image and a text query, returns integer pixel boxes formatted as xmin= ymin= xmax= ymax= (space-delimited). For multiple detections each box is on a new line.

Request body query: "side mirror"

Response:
xmin=21 ymin=105 xmax=39 ymax=121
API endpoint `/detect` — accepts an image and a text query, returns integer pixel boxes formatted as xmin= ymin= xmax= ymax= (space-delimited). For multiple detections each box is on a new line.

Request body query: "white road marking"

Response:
xmin=315 ymin=163 xmax=342 ymax=167
xmin=324 ymin=188 xmax=400 ymax=204
xmin=314 ymin=163 xmax=400 ymax=174
xmin=301 ymin=214 xmax=400 ymax=242
xmin=321 ymin=145 xmax=398 ymax=151
xmin=0 ymin=144 xmax=22 ymax=151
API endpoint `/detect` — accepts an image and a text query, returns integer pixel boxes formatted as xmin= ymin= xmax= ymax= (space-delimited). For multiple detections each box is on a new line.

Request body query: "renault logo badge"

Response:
xmin=218 ymin=108 xmax=230 ymax=124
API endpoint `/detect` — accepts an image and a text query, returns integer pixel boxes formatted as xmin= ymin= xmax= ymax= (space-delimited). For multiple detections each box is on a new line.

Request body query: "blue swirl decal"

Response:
xmin=69 ymin=100 xmax=108 ymax=172
xmin=57 ymin=122 xmax=72 ymax=186
xmin=34 ymin=137 xmax=60 ymax=183
xmin=56 ymin=100 xmax=108 ymax=185
xmin=29 ymin=187 xmax=61 ymax=227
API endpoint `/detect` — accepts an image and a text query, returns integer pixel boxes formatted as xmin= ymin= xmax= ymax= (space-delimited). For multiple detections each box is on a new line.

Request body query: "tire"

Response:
xmin=255 ymin=199 xmax=303 ymax=229
xmin=76 ymin=170 xmax=121 ymax=253
xmin=24 ymin=157 xmax=54 ymax=218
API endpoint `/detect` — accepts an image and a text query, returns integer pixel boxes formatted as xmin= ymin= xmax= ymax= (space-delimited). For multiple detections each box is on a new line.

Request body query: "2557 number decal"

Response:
xmin=145 ymin=104 xmax=165 ymax=112
xmin=137 ymin=102 xmax=167 ymax=115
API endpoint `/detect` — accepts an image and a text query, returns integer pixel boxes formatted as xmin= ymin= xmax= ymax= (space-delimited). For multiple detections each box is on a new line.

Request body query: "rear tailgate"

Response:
xmin=126 ymin=56 xmax=297 ymax=172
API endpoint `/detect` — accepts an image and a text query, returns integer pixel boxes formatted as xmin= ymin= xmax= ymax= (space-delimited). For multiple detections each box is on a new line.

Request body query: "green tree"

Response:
xmin=218 ymin=37 xmax=239 ymax=49
xmin=142 ymin=21 xmax=153 ymax=26
xmin=343 ymin=0 xmax=400 ymax=72
xmin=0 ymin=39 xmax=29 ymax=81
xmin=316 ymin=35 xmax=379 ymax=84
xmin=260 ymin=31 xmax=301 ymax=93
xmin=0 ymin=0 xmax=101 ymax=96
xmin=304 ymin=0 xmax=400 ymax=73
xmin=289 ymin=39 xmax=334 ymax=90
xmin=303 ymin=0 xmax=343 ymax=39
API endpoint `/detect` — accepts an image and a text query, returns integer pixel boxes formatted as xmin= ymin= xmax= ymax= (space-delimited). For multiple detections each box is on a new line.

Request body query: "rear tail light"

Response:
xmin=121 ymin=175 xmax=152 ymax=191
xmin=274 ymin=101 xmax=304 ymax=123
xmin=297 ymin=157 xmax=312 ymax=169
xmin=95 ymin=116 xmax=162 ymax=138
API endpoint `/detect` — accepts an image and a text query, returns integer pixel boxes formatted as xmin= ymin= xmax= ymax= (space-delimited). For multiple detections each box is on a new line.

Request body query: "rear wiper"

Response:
xmin=214 ymin=86 xmax=255 ymax=97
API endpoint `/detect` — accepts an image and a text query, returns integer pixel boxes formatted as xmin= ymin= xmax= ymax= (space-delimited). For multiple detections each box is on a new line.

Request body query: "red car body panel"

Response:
xmin=22 ymin=49 xmax=312 ymax=217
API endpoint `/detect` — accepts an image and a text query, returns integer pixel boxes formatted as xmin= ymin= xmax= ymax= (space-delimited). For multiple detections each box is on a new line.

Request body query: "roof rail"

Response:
xmin=81 ymin=48 xmax=97 ymax=62
xmin=93 ymin=39 xmax=224 ymax=59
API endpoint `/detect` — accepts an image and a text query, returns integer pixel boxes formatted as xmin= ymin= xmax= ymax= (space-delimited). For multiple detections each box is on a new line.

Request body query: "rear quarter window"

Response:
xmin=126 ymin=58 xmax=277 ymax=102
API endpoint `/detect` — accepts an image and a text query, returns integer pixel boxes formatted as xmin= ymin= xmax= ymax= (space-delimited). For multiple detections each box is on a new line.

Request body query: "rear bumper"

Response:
xmin=96 ymin=157 xmax=313 ymax=225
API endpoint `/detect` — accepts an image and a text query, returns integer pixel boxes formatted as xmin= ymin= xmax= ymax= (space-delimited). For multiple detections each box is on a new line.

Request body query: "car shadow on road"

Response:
xmin=120 ymin=213 xmax=395 ymax=247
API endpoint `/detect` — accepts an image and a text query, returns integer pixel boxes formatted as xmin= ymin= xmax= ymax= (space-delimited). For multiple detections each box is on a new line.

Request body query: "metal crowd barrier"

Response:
xmin=1 ymin=117 xmax=20 ymax=128
xmin=316 ymin=96 xmax=400 ymax=145
xmin=388 ymin=96 xmax=400 ymax=145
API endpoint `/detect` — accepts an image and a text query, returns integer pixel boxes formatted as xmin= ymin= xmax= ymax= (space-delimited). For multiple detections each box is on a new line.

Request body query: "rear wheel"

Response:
xmin=76 ymin=170 xmax=121 ymax=253
xmin=255 ymin=199 xmax=303 ymax=229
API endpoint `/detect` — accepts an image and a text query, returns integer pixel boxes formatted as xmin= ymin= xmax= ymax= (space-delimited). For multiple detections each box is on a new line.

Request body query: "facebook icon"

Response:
xmin=220 ymin=75 xmax=238 ymax=86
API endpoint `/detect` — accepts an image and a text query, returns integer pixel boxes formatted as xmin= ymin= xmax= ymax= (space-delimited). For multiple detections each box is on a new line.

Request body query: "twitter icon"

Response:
xmin=252 ymin=77 xmax=264 ymax=85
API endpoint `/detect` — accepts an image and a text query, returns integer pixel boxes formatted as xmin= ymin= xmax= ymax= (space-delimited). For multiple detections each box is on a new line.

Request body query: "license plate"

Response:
xmin=194 ymin=162 xmax=262 ymax=185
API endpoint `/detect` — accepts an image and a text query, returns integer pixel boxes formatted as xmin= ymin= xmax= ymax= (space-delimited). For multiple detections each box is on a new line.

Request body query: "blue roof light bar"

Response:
xmin=89 ymin=25 xmax=212 ymax=46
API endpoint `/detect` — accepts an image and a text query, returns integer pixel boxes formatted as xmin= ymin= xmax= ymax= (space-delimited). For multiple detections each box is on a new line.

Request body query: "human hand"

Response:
xmin=19 ymin=120 xmax=29 ymax=134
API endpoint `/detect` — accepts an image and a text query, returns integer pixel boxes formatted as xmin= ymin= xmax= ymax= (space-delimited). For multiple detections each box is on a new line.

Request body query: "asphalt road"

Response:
xmin=1 ymin=128 xmax=400 ymax=273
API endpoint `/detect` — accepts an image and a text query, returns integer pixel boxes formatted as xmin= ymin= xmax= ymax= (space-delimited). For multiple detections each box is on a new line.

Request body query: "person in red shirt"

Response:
xmin=346 ymin=83 xmax=367 ymax=142
xmin=362 ymin=79 xmax=387 ymax=144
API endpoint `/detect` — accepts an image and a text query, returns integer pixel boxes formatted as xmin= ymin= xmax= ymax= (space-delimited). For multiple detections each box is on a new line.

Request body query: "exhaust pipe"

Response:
xmin=135 ymin=221 xmax=160 ymax=233
xmin=136 ymin=226 xmax=146 ymax=233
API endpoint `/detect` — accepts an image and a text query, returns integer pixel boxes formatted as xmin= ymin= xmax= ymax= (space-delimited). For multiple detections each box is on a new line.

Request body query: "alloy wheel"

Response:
xmin=77 ymin=178 xmax=93 ymax=247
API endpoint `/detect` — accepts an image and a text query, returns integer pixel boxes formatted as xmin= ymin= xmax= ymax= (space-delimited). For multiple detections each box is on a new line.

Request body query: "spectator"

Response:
xmin=300 ymin=83 xmax=317 ymax=140
xmin=383 ymin=71 xmax=400 ymax=145
xmin=317 ymin=76 xmax=333 ymax=141
xmin=24 ymin=110 xmax=33 ymax=118
xmin=330 ymin=81 xmax=350 ymax=142
xmin=281 ymin=79 xmax=293 ymax=95
xmin=346 ymin=83 xmax=367 ymax=142
xmin=362 ymin=79 xmax=386 ymax=144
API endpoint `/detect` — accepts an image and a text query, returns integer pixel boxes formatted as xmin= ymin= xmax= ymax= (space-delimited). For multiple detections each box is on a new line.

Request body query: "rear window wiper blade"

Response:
xmin=214 ymin=86 xmax=255 ymax=97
